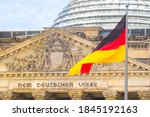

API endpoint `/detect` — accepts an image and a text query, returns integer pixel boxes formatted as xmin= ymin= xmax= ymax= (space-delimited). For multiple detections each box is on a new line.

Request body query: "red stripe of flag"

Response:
xmin=100 ymin=28 xmax=126 ymax=50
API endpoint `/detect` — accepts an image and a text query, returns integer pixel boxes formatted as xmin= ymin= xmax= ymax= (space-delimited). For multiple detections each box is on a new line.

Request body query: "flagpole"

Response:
xmin=125 ymin=4 xmax=129 ymax=100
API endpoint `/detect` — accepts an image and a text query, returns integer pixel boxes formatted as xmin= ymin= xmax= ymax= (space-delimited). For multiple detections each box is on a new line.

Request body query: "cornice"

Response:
xmin=128 ymin=58 xmax=150 ymax=70
xmin=0 ymin=71 xmax=149 ymax=79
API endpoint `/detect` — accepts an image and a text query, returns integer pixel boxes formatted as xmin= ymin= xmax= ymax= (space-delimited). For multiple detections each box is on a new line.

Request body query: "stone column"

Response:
xmin=138 ymin=91 xmax=150 ymax=100
xmin=103 ymin=90 xmax=121 ymax=100
xmin=68 ymin=91 xmax=84 ymax=100
xmin=0 ymin=91 xmax=13 ymax=100
xmin=32 ymin=90 xmax=46 ymax=100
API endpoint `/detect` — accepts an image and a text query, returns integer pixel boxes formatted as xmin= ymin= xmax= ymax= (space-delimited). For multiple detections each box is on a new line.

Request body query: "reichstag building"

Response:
xmin=0 ymin=0 xmax=150 ymax=100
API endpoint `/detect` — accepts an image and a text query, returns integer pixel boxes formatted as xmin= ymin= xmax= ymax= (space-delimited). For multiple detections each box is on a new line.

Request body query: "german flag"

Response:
xmin=68 ymin=15 xmax=126 ymax=76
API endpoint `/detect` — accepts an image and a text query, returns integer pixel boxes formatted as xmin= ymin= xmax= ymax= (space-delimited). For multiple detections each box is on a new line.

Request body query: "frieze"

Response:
xmin=9 ymin=80 xmax=108 ymax=90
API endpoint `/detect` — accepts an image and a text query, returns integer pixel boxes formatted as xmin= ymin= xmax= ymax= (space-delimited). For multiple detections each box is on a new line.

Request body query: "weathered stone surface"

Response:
xmin=0 ymin=28 xmax=150 ymax=100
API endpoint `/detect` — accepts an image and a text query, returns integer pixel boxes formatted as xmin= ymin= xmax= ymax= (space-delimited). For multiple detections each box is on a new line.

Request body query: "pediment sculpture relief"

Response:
xmin=91 ymin=62 xmax=141 ymax=71
xmin=6 ymin=37 xmax=85 ymax=72
xmin=91 ymin=63 xmax=111 ymax=71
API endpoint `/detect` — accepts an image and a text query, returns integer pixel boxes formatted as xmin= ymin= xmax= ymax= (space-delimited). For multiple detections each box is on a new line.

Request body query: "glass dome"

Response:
xmin=53 ymin=0 xmax=150 ymax=29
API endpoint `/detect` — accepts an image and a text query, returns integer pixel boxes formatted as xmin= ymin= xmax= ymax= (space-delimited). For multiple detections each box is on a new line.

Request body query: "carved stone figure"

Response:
xmin=35 ymin=48 xmax=44 ymax=69
xmin=62 ymin=51 xmax=74 ymax=70
xmin=25 ymin=55 xmax=35 ymax=71
xmin=40 ymin=45 xmax=51 ymax=70
xmin=74 ymin=32 xmax=86 ymax=39
xmin=72 ymin=48 xmax=84 ymax=63
xmin=92 ymin=63 xmax=111 ymax=71
xmin=13 ymin=58 xmax=22 ymax=71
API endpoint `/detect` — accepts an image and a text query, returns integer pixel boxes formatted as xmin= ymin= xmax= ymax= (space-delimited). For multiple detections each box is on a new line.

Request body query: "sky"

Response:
xmin=0 ymin=0 xmax=69 ymax=31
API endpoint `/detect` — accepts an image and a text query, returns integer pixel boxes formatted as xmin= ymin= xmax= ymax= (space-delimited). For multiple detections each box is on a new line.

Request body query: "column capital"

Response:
xmin=0 ymin=91 xmax=13 ymax=100
xmin=32 ymin=90 xmax=46 ymax=100
xmin=68 ymin=91 xmax=84 ymax=100
xmin=103 ymin=90 xmax=121 ymax=100
xmin=82 ymin=93 xmax=93 ymax=100
xmin=138 ymin=91 xmax=150 ymax=100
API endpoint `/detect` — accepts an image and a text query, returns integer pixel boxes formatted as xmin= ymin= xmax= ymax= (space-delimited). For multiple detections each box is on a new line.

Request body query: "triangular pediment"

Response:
xmin=0 ymin=29 xmax=95 ymax=72
xmin=0 ymin=28 xmax=149 ymax=72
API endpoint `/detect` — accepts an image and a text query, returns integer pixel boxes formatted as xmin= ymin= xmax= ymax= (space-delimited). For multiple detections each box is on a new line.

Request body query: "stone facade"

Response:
xmin=0 ymin=27 xmax=150 ymax=100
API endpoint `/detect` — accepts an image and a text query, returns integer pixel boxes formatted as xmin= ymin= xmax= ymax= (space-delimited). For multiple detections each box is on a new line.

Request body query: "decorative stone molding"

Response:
xmin=0 ymin=71 xmax=150 ymax=79
xmin=0 ymin=91 xmax=13 ymax=100
xmin=103 ymin=90 xmax=121 ymax=100
xmin=32 ymin=90 xmax=46 ymax=100
xmin=68 ymin=91 xmax=84 ymax=100
xmin=138 ymin=91 xmax=150 ymax=100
